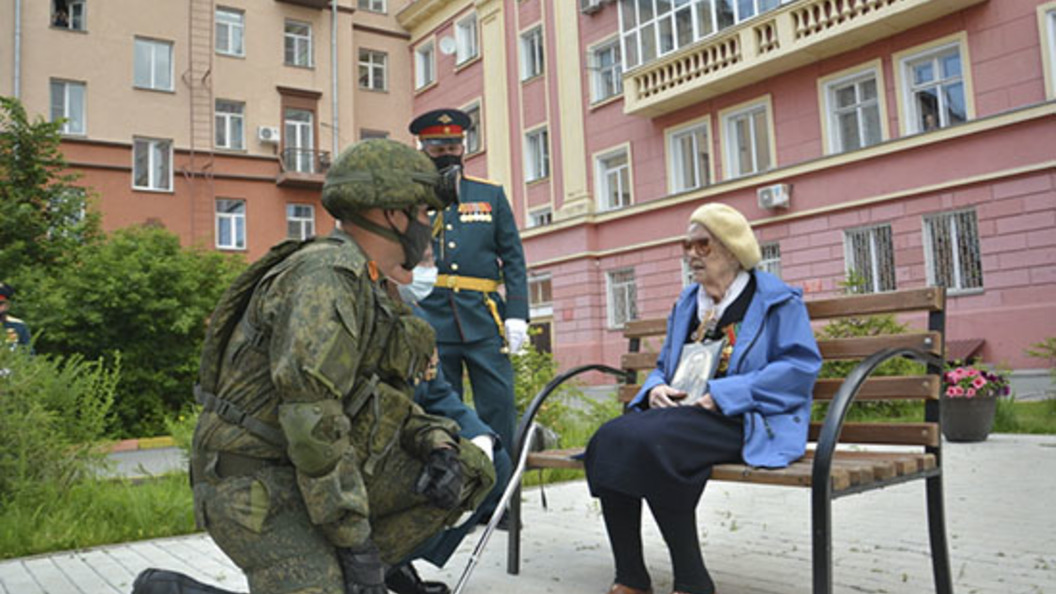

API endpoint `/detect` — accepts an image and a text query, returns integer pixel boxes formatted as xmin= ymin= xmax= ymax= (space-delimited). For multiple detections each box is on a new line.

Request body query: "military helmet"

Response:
xmin=322 ymin=139 xmax=442 ymax=220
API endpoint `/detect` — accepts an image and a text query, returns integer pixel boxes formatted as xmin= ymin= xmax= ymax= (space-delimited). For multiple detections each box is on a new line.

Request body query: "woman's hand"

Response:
xmin=695 ymin=393 xmax=718 ymax=412
xmin=648 ymin=384 xmax=687 ymax=408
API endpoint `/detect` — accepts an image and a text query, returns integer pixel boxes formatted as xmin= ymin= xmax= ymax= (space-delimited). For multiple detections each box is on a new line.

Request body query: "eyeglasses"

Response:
xmin=681 ymin=236 xmax=711 ymax=256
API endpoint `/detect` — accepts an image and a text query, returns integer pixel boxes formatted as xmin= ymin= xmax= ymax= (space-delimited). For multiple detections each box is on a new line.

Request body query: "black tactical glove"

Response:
xmin=414 ymin=447 xmax=463 ymax=510
xmin=336 ymin=543 xmax=387 ymax=594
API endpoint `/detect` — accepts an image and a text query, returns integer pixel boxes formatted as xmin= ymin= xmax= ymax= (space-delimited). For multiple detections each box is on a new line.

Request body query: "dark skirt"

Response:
xmin=585 ymin=406 xmax=744 ymax=510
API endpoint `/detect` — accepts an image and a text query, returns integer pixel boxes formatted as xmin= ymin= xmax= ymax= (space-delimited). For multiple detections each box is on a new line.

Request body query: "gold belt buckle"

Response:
xmin=445 ymin=275 xmax=459 ymax=291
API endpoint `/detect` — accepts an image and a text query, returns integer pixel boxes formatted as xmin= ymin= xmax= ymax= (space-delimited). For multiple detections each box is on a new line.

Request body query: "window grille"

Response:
xmin=607 ymin=268 xmax=639 ymax=329
xmin=844 ymin=225 xmax=896 ymax=293
xmin=924 ymin=209 xmax=983 ymax=293
xmin=759 ymin=241 xmax=781 ymax=278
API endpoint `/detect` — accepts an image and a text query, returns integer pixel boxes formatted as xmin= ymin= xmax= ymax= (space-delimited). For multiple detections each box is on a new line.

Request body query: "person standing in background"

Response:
xmin=0 ymin=283 xmax=31 ymax=350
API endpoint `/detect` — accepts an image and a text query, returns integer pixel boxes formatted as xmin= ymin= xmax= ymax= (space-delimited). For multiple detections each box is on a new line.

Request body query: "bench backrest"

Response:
xmin=620 ymin=287 xmax=946 ymax=449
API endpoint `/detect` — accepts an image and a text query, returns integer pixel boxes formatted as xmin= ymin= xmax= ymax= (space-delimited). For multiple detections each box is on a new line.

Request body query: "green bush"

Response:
xmin=0 ymin=348 xmax=118 ymax=502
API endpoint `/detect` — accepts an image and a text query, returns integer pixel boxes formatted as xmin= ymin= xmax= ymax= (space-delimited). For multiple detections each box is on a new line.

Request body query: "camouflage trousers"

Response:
xmin=193 ymin=439 xmax=494 ymax=594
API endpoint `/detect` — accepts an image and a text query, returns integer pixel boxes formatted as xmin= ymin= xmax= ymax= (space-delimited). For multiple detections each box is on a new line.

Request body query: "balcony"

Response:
xmin=276 ymin=148 xmax=331 ymax=189
xmin=274 ymin=0 xmax=330 ymax=9
xmin=624 ymin=0 xmax=988 ymax=118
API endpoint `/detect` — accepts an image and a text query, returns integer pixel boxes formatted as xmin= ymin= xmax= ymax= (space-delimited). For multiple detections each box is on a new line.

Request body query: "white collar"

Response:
xmin=697 ymin=270 xmax=750 ymax=325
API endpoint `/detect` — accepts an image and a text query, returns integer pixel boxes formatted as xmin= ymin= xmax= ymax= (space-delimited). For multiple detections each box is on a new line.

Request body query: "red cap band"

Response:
xmin=417 ymin=124 xmax=464 ymax=139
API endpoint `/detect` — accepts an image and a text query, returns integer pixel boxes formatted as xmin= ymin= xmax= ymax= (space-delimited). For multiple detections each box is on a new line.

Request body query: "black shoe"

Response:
xmin=132 ymin=568 xmax=244 ymax=594
xmin=384 ymin=563 xmax=450 ymax=594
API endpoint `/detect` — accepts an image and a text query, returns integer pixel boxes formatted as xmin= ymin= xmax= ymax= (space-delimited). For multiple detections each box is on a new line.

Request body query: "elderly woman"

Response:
xmin=585 ymin=203 xmax=822 ymax=594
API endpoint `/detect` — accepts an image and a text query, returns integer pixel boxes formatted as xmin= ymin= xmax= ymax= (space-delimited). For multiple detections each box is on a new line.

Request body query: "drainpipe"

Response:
xmin=331 ymin=0 xmax=340 ymax=157
xmin=13 ymin=0 xmax=22 ymax=98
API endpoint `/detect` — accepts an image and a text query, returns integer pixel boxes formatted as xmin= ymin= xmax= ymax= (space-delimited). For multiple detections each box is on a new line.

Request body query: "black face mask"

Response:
xmin=396 ymin=211 xmax=434 ymax=271
xmin=434 ymin=164 xmax=461 ymax=209
xmin=429 ymin=153 xmax=463 ymax=171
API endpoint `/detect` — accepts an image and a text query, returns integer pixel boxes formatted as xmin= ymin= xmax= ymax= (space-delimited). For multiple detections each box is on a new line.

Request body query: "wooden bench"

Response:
xmin=506 ymin=287 xmax=953 ymax=594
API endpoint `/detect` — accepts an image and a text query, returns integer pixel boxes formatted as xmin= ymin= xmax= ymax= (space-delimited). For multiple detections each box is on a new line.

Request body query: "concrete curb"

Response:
xmin=107 ymin=436 xmax=177 ymax=453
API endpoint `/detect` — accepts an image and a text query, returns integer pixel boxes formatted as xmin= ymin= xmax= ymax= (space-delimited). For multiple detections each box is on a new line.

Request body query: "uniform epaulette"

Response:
xmin=464 ymin=174 xmax=502 ymax=187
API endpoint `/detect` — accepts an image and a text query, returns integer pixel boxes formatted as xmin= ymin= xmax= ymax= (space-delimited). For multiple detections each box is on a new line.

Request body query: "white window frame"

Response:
xmin=53 ymin=0 xmax=86 ymax=31
xmin=358 ymin=0 xmax=386 ymax=13
xmin=358 ymin=48 xmax=387 ymax=91
xmin=286 ymin=203 xmax=316 ymax=240
xmin=284 ymin=20 xmax=313 ymax=68
xmin=894 ymin=35 xmax=974 ymax=136
xmin=595 ymin=146 xmax=632 ymax=212
xmin=415 ymin=40 xmax=436 ymax=90
xmin=666 ymin=117 xmax=711 ymax=193
xmin=455 ymin=13 xmax=479 ymax=65
xmin=720 ymin=96 xmax=774 ymax=180
xmin=528 ymin=272 xmax=553 ymax=319
xmin=133 ymin=37 xmax=174 ymax=91
xmin=132 ymin=137 xmax=173 ymax=192
xmin=524 ymin=127 xmax=550 ymax=182
xmin=50 ymin=79 xmax=86 ymax=135
xmin=923 ymin=209 xmax=984 ymax=295
xmin=215 ymin=7 xmax=245 ymax=57
xmin=528 ymin=207 xmax=552 ymax=229
xmin=215 ymin=100 xmax=245 ymax=151
xmin=843 ymin=224 xmax=896 ymax=294
xmin=215 ymin=199 xmax=246 ymax=251
xmin=606 ymin=268 xmax=639 ymax=329
xmin=1039 ymin=3 xmax=1056 ymax=100
xmin=284 ymin=108 xmax=315 ymax=174
xmin=520 ymin=26 xmax=544 ymax=81
xmin=464 ymin=101 xmax=482 ymax=155
xmin=821 ymin=66 xmax=884 ymax=154
xmin=759 ymin=241 xmax=781 ymax=279
xmin=589 ymin=37 xmax=623 ymax=104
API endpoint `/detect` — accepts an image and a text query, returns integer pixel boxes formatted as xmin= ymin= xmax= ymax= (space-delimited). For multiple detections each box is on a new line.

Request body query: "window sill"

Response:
xmin=51 ymin=26 xmax=88 ymax=33
xmin=414 ymin=80 xmax=438 ymax=95
xmin=217 ymin=51 xmax=246 ymax=60
xmin=133 ymin=86 xmax=176 ymax=94
xmin=521 ymin=73 xmax=545 ymax=84
xmin=525 ymin=176 xmax=550 ymax=187
xmin=454 ymin=54 xmax=481 ymax=73
xmin=132 ymin=186 xmax=175 ymax=195
xmin=589 ymin=93 xmax=623 ymax=111
xmin=358 ymin=86 xmax=389 ymax=94
xmin=284 ymin=63 xmax=315 ymax=71
xmin=946 ymin=287 xmax=985 ymax=297
xmin=215 ymin=147 xmax=248 ymax=154
xmin=217 ymin=246 xmax=248 ymax=252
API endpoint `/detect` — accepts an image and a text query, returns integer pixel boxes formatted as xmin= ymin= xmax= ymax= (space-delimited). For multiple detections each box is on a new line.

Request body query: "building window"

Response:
xmin=284 ymin=109 xmax=315 ymax=174
xmin=521 ymin=26 xmax=544 ymax=80
xmin=465 ymin=103 xmax=482 ymax=154
xmin=590 ymin=38 xmax=623 ymax=103
xmin=133 ymin=137 xmax=172 ymax=192
xmin=528 ymin=208 xmax=552 ymax=228
xmin=723 ymin=100 xmax=771 ymax=178
xmin=681 ymin=258 xmax=695 ymax=288
xmin=216 ymin=199 xmax=246 ymax=250
xmin=1045 ymin=7 xmax=1056 ymax=99
xmin=284 ymin=20 xmax=312 ymax=67
xmin=456 ymin=13 xmax=479 ymax=65
xmin=50 ymin=79 xmax=85 ymax=135
xmin=52 ymin=0 xmax=85 ymax=31
xmin=360 ymin=129 xmax=389 ymax=140
xmin=843 ymin=224 xmax=896 ymax=294
xmin=825 ymin=70 xmax=882 ymax=153
xmin=525 ymin=128 xmax=550 ymax=182
xmin=358 ymin=49 xmax=387 ymax=91
xmin=668 ymin=121 xmax=710 ymax=193
xmin=759 ymin=242 xmax=781 ymax=278
xmin=287 ymin=204 xmax=315 ymax=240
xmin=215 ymin=100 xmax=245 ymax=150
xmin=923 ymin=209 xmax=983 ymax=293
xmin=607 ymin=268 xmax=638 ymax=329
xmin=215 ymin=7 xmax=244 ymax=57
xmin=618 ymin=0 xmax=779 ymax=70
xmin=528 ymin=272 xmax=553 ymax=318
xmin=596 ymin=148 xmax=631 ymax=211
xmin=134 ymin=38 xmax=174 ymax=91
xmin=415 ymin=41 xmax=435 ymax=89
xmin=901 ymin=43 xmax=966 ymax=133
xmin=358 ymin=0 xmax=385 ymax=12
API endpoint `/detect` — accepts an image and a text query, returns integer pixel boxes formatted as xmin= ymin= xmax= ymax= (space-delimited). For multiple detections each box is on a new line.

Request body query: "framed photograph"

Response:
xmin=669 ymin=337 xmax=727 ymax=406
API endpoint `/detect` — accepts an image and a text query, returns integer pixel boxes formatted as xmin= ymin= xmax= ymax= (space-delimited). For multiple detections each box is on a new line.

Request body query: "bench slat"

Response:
xmin=621 ymin=351 xmax=659 ymax=371
xmin=808 ymin=422 xmax=940 ymax=447
xmin=805 ymin=288 xmax=944 ymax=320
xmin=818 ymin=332 xmax=942 ymax=359
xmin=618 ymin=375 xmax=941 ymax=403
xmin=623 ymin=318 xmax=668 ymax=339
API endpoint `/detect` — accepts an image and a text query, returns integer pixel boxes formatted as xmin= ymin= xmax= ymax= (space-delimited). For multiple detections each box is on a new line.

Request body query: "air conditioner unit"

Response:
xmin=580 ymin=0 xmax=602 ymax=14
xmin=757 ymin=183 xmax=791 ymax=210
xmin=257 ymin=126 xmax=281 ymax=144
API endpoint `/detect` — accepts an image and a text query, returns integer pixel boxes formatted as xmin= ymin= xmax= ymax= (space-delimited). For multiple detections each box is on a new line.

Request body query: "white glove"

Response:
xmin=470 ymin=434 xmax=495 ymax=463
xmin=505 ymin=318 xmax=528 ymax=354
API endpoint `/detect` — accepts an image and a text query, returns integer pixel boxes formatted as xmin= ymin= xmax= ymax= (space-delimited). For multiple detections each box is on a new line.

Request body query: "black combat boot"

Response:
xmin=384 ymin=563 xmax=450 ymax=594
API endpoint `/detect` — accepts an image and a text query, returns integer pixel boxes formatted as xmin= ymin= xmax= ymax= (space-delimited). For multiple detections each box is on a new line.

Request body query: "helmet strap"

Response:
xmin=346 ymin=211 xmax=401 ymax=244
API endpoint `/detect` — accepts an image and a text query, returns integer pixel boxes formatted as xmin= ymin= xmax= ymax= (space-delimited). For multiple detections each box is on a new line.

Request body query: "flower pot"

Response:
xmin=941 ymin=396 xmax=997 ymax=442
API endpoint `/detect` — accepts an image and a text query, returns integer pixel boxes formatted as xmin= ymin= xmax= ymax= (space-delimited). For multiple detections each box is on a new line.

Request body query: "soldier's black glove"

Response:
xmin=414 ymin=447 xmax=463 ymax=510
xmin=336 ymin=543 xmax=387 ymax=594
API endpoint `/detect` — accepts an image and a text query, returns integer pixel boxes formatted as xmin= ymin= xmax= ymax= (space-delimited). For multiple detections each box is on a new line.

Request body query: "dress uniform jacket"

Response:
xmin=3 ymin=317 xmax=31 ymax=349
xmin=420 ymin=175 xmax=528 ymax=344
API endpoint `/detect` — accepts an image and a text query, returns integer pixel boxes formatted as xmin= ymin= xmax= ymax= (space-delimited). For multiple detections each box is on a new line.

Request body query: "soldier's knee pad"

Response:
xmin=279 ymin=399 xmax=351 ymax=476
xmin=131 ymin=568 xmax=244 ymax=594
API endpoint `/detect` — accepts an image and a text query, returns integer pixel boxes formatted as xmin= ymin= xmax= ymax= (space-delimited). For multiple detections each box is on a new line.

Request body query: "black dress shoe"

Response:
xmin=384 ymin=563 xmax=450 ymax=594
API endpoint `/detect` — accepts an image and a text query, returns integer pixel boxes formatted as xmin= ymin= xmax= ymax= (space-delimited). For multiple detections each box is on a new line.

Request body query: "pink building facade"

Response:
xmin=401 ymin=0 xmax=1056 ymax=379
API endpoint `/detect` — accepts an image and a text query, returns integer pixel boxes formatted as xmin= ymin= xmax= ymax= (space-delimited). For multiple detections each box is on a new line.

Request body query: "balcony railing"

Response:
xmin=624 ymin=0 xmax=988 ymax=118
xmin=274 ymin=0 xmax=330 ymax=9
xmin=277 ymin=148 xmax=331 ymax=188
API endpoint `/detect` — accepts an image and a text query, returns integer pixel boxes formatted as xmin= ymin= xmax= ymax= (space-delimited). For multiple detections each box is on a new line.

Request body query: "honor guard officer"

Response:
xmin=0 ymin=283 xmax=31 ymax=350
xmin=409 ymin=108 xmax=529 ymax=465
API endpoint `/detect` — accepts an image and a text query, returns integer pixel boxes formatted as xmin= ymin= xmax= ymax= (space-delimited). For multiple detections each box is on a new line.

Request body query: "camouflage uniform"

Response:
xmin=189 ymin=140 xmax=495 ymax=594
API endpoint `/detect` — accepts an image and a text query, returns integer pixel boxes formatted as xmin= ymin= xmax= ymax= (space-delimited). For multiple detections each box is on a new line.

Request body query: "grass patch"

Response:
xmin=993 ymin=398 xmax=1056 ymax=434
xmin=0 ymin=473 xmax=197 ymax=560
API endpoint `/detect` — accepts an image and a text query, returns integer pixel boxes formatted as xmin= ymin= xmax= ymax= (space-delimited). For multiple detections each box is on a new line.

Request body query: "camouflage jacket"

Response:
xmin=193 ymin=228 xmax=459 ymax=548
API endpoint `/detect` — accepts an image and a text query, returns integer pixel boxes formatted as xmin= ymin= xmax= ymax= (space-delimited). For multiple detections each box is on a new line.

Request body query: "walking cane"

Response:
xmin=451 ymin=420 xmax=538 ymax=594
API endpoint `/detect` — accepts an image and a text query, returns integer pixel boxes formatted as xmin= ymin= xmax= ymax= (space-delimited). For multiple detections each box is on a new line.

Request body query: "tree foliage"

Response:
xmin=0 ymin=96 xmax=102 ymax=279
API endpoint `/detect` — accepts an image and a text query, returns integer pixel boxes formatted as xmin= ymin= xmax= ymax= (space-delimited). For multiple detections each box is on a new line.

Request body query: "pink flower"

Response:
xmin=971 ymin=376 xmax=987 ymax=390
xmin=966 ymin=388 xmax=976 ymax=397
xmin=952 ymin=386 xmax=965 ymax=397
xmin=946 ymin=386 xmax=959 ymax=397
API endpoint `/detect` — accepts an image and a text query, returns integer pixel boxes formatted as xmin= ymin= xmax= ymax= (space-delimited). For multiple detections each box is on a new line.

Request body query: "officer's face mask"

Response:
xmin=429 ymin=153 xmax=463 ymax=171
xmin=397 ymin=264 xmax=438 ymax=304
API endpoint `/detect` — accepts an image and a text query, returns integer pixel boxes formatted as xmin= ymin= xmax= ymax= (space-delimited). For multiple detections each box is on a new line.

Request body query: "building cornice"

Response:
xmin=396 ymin=0 xmax=471 ymax=39
xmin=353 ymin=22 xmax=411 ymax=40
